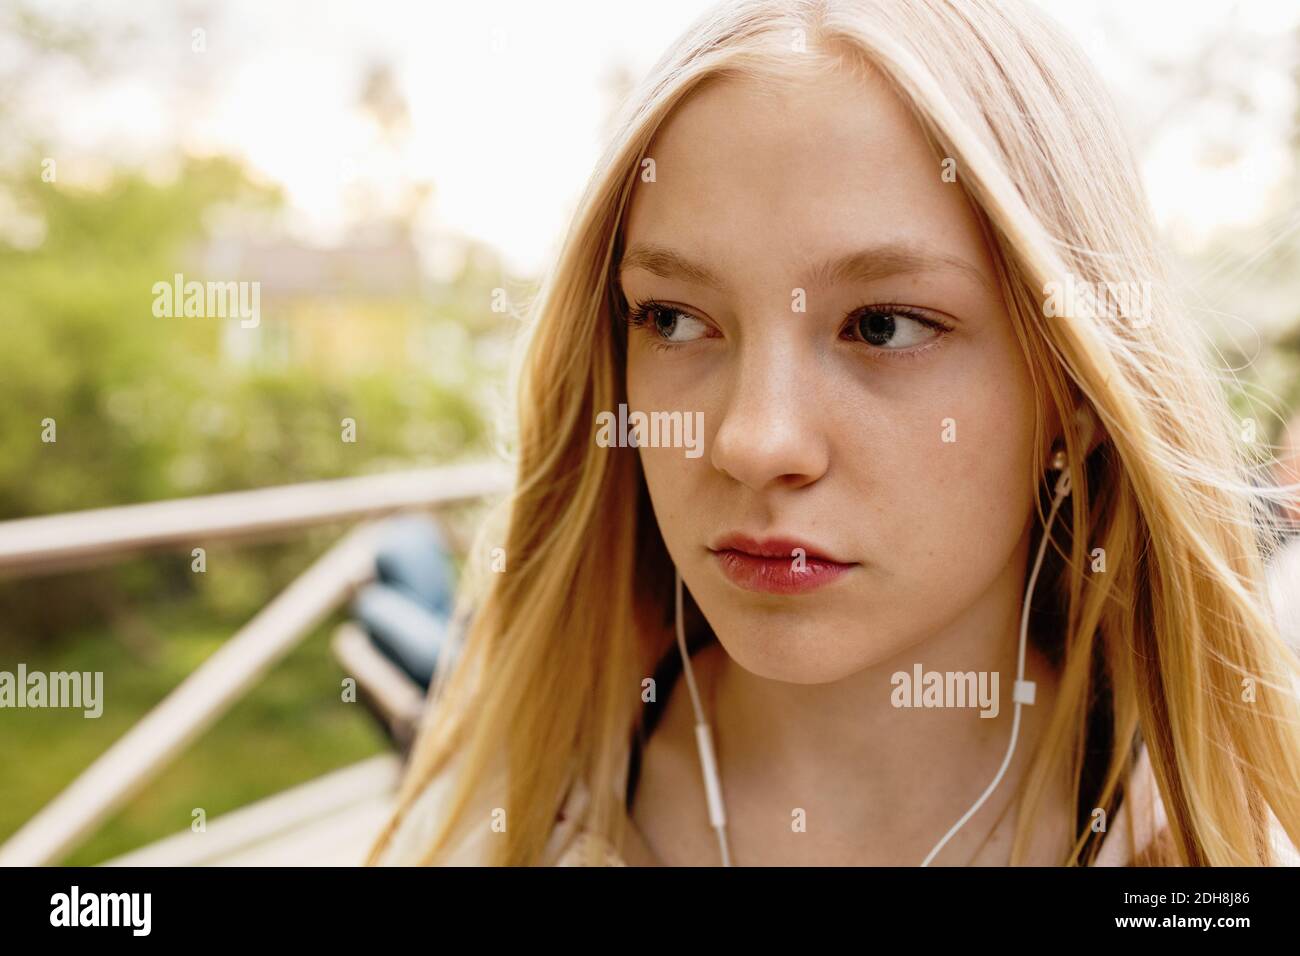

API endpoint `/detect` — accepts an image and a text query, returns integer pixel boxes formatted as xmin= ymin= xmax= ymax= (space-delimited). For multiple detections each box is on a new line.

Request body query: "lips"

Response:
xmin=708 ymin=533 xmax=857 ymax=595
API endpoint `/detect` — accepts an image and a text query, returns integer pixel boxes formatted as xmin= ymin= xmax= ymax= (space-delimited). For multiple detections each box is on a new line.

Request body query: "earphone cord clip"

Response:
xmin=674 ymin=443 xmax=1075 ymax=867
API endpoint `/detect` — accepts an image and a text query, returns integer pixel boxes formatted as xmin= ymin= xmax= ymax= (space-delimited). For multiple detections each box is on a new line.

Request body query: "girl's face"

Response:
xmin=621 ymin=65 xmax=1045 ymax=684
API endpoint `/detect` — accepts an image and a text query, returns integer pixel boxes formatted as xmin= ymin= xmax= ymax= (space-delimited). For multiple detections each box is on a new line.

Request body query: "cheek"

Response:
xmin=860 ymin=355 xmax=1038 ymax=588
xmin=627 ymin=353 xmax=700 ymax=555
xmin=636 ymin=447 xmax=687 ymax=553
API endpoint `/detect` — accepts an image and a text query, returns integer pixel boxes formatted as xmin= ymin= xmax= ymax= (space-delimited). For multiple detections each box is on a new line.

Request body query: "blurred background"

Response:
xmin=1 ymin=0 xmax=1299 ymax=865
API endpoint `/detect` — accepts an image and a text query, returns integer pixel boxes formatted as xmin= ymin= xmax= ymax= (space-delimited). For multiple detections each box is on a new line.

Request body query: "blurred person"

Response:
xmin=368 ymin=0 xmax=1300 ymax=866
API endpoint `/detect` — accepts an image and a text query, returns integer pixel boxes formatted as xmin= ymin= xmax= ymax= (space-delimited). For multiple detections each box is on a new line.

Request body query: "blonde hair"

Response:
xmin=367 ymin=0 xmax=1300 ymax=866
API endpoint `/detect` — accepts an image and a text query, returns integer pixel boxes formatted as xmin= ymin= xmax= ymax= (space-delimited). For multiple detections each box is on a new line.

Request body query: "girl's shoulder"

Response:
xmin=1094 ymin=741 xmax=1300 ymax=867
xmin=551 ymin=741 xmax=1300 ymax=866
xmin=373 ymin=746 xmax=505 ymax=866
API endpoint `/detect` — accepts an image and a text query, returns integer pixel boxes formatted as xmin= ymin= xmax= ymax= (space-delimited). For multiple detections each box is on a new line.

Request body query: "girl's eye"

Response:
xmin=624 ymin=299 xmax=949 ymax=355
xmin=843 ymin=307 xmax=947 ymax=351
xmin=626 ymin=301 xmax=713 ymax=344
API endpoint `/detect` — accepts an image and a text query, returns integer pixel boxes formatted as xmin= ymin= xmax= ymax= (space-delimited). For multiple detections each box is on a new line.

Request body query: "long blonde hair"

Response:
xmin=367 ymin=0 xmax=1300 ymax=866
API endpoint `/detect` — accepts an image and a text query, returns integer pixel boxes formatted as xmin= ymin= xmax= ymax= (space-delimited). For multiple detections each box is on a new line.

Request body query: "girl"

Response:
xmin=368 ymin=0 xmax=1300 ymax=866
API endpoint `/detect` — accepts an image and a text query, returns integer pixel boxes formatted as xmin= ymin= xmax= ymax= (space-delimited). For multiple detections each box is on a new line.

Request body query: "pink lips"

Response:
xmin=708 ymin=533 xmax=857 ymax=595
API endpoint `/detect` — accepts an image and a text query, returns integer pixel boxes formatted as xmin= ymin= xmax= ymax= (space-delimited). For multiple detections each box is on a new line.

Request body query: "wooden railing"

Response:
xmin=0 ymin=461 xmax=510 ymax=577
xmin=0 ymin=461 xmax=510 ymax=867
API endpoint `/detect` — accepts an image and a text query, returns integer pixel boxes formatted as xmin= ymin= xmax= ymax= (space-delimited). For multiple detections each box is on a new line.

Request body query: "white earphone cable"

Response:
xmin=918 ymin=464 xmax=1071 ymax=865
xmin=675 ymin=569 xmax=733 ymax=866
xmin=674 ymin=447 xmax=1075 ymax=867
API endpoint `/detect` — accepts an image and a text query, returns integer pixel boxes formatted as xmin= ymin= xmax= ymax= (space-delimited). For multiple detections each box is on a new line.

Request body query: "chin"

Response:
xmin=705 ymin=607 xmax=901 ymax=685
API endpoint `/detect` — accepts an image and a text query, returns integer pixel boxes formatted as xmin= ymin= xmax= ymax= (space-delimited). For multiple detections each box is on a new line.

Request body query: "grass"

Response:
xmin=0 ymin=601 xmax=391 ymax=865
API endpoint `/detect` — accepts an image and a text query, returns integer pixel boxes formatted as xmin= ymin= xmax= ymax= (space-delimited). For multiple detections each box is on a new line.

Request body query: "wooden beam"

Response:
xmin=330 ymin=623 xmax=426 ymax=748
xmin=0 ymin=461 xmax=511 ymax=577
xmin=0 ymin=523 xmax=382 ymax=867
xmin=100 ymin=754 xmax=402 ymax=867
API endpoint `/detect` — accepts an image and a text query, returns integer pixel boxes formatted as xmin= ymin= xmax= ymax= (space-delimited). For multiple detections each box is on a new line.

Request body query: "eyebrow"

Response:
xmin=618 ymin=241 xmax=993 ymax=295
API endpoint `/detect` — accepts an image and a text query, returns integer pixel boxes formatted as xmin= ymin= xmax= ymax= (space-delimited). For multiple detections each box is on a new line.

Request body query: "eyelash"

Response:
xmin=623 ymin=298 xmax=953 ymax=360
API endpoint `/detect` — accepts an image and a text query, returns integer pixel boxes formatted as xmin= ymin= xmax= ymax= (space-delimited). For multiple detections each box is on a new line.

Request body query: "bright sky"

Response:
xmin=24 ymin=0 xmax=1300 ymax=279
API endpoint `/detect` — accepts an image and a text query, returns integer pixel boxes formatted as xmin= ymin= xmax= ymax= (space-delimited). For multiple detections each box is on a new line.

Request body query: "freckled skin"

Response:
xmin=622 ymin=66 xmax=1042 ymax=685
xmin=615 ymin=61 xmax=1082 ymax=868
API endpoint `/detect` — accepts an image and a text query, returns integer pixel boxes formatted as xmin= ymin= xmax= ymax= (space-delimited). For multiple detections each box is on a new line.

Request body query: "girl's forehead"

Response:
xmin=644 ymin=67 xmax=923 ymax=176
xmin=624 ymin=71 xmax=993 ymax=289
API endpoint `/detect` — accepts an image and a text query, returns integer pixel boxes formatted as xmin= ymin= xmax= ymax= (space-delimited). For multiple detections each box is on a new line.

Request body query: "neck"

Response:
xmin=700 ymin=555 xmax=1067 ymax=865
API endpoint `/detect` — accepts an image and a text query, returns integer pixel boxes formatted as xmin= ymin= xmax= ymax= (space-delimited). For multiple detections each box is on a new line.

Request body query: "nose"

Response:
xmin=709 ymin=339 xmax=830 ymax=492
